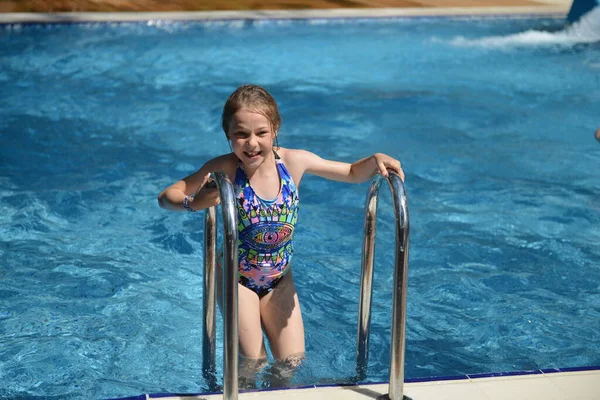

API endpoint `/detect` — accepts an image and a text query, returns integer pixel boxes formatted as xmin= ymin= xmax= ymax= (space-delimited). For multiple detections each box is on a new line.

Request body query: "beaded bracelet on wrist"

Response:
xmin=183 ymin=195 xmax=196 ymax=212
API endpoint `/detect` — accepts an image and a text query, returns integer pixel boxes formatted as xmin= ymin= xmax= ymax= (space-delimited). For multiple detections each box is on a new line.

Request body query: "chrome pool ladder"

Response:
xmin=202 ymin=171 xmax=410 ymax=400
xmin=356 ymin=172 xmax=411 ymax=400
xmin=202 ymin=171 xmax=239 ymax=400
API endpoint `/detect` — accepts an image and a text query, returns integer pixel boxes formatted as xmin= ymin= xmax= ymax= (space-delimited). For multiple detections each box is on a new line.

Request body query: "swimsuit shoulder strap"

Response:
xmin=234 ymin=159 xmax=248 ymax=189
xmin=273 ymin=150 xmax=297 ymax=191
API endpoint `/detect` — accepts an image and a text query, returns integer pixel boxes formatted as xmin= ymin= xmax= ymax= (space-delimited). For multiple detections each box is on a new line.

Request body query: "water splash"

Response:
xmin=448 ymin=7 xmax=600 ymax=47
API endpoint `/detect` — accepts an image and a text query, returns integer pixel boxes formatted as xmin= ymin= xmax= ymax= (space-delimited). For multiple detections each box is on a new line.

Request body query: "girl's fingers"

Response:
xmin=377 ymin=160 xmax=389 ymax=177
xmin=375 ymin=155 xmax=405 ymax=181
xmin=397 ymin=169 xmax=405 ymax=182
xmin=390 ymin=161 xmax=405 ymax=181
xmin=385 ymin=159 xmax=405 ymax=181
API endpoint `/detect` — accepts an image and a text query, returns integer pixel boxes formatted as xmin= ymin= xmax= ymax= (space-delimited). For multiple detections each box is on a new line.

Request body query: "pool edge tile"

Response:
xmin=545 ymin=370 xmax=600 ymax=400
xmin=141 ymin=369 xmax=600 ymax=400
xmin=472 ymin=373 xmax=566 ymax=400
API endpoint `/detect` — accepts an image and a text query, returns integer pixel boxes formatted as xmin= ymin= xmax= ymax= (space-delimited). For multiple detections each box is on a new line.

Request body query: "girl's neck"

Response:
xmin=242 ymin=150 xmax=276 ymax=179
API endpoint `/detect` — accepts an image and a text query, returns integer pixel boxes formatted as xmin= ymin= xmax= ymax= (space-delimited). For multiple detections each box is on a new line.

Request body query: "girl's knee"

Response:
xmin=239 ymin=355 xmax=268 ymax=390
xmin=276 ymin=351 xmax=305 ymax=368
xmin=263 ymin=352 xmax=305 ymax=388
xmin=239 ymin=354 xmax=268 ymax=372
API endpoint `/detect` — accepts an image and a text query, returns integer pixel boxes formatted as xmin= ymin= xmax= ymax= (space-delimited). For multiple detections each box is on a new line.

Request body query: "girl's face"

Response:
xmin=227 ymin=109 xmax=276 ymax=169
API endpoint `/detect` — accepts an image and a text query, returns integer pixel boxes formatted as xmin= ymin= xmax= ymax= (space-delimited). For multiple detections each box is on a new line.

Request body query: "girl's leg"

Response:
xmin=217 ymin=257 xmax=267 ymax=388
xmin=259 ymin=270 xmax=306 ymax=387
xmin=217 ymin=252 xmax=266 ymax=359
xmin=237 ymin=283 xmax=268 ymax=388
xmin=238 ymin=283 xmax=267 ymax=358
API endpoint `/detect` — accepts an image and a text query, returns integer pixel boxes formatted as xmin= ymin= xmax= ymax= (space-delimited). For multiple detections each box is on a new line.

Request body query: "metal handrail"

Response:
xmin=356 ymin=171 xmax=410 ymax=400
xmin=202 ymin=206 xmax=217 ymax=391
xmin=202 ymin=171 xmax=239 ymax=400
xmin=201 ymin=171 xmax=408 ymax=400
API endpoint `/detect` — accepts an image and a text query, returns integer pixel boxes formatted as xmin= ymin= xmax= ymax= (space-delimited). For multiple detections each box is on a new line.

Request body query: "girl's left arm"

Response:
xmin=290 ymin=150 xmax=404 ymax=184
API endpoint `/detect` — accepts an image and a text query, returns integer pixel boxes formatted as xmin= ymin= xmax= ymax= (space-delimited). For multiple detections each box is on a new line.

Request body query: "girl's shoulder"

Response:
xmin=277 ymin=147 xmax=321 ymax=167
xmin=276 ymin=147 xmax=300 ymax=167
xmin=276 ymin=148 xmax=315 ymax=186
xmin=205 ymin=152 xmax=237 ymax=166
xmin=203 ymin=153 xmax=238 ymax=181
xmin=276 ymin=147 xmax=314 ymax=162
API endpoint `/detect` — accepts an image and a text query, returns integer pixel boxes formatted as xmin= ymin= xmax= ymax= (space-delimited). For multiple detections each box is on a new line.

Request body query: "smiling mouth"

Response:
xmin=244 ymin=151 xmax=261 ymax=159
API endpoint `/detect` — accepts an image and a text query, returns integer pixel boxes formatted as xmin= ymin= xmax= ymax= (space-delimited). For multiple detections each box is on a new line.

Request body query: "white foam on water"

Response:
xmin=447 ymin=7 xmax=600 ymax=48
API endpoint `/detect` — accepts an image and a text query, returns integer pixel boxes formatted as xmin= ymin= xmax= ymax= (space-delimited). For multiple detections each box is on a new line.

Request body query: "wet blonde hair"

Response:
xmin=221 ymin=85 xmax=282 ymax=136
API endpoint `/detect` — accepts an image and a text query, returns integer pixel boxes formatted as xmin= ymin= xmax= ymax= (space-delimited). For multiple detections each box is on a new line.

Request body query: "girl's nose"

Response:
xmin=247 ymin=135 xmax=257 ymax=147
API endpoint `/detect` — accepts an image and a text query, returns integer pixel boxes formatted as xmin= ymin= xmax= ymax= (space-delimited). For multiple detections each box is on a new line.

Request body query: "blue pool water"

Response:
xmin=1 ymin=11 xmax=600 ymax=399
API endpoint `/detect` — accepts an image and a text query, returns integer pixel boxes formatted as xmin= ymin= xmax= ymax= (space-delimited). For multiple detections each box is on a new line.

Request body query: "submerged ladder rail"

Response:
xmin=202 ymin=171 xmax=239 ymax=400
xmin=356 ymin=172 xmax=410 ymax=400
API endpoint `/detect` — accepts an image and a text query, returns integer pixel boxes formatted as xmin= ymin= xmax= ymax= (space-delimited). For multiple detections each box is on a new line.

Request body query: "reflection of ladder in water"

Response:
xmin=201 ymin=171 xmax=410 ymax=400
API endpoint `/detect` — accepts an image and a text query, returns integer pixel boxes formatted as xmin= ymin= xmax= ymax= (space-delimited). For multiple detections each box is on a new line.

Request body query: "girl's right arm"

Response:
xmin=157 ymin=154 xmax=234 ymax=212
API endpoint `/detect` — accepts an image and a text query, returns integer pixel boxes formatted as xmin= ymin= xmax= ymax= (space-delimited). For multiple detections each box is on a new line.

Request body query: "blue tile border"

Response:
xmin=541 ymin=365 xmax=600 ymax=374
xmin=151 ymin=393 xmax=191 ymax=398
xmin=467 ymin=369 xmax=543 ymax=379
xmin=406 ymin=374 xmax=470 ymax=383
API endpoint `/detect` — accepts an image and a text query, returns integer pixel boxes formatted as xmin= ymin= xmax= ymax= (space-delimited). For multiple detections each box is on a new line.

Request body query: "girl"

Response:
xmin=158 ymin=84 xmax=404 ymax=386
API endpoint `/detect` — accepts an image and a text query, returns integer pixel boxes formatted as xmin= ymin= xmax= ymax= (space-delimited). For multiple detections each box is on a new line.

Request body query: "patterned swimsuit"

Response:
xmin=235 ymin=152 xmax=299 ymax=297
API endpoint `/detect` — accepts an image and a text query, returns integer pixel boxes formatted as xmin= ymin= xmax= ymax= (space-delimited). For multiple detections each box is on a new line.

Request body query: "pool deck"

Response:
xmin=0 ymin=0 xmax=572 ymax=22
xmin=142 ymin=367 xmax=600 ymax=400
xmin=4 ymin=2 xmax=598 ymax=400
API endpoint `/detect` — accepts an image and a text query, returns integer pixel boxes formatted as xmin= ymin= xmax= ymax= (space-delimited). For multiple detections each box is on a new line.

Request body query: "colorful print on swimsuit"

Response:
xmin=235 ymin=155 xmax=299 ymax=295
